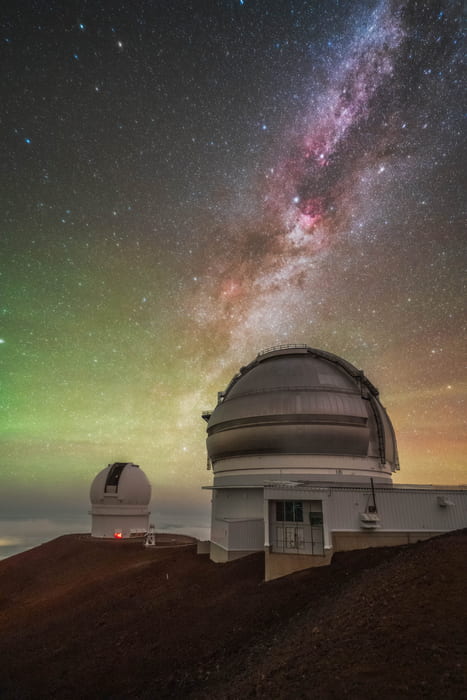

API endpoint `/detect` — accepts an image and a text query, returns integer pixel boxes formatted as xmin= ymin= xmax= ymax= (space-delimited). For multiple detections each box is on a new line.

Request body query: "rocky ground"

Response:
xmin=0 ymin=531 xmax=465 ymax=699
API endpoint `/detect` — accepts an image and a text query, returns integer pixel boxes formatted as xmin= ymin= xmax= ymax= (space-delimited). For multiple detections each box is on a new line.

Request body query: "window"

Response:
xmin=310 ymin=511 xmax=323 ymax=526
xmin=275 ymin=501 xmax=303 ymax=522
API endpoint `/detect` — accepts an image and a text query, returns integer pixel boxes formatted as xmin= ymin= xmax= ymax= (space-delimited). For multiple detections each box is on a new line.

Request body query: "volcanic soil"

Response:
xmin=0 ymin=531 xmax=465 ymax=699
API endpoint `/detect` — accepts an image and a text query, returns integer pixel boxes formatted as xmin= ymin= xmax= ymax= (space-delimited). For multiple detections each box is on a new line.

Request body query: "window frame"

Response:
xmin=275 ymin=500 xmax=304 ymax=523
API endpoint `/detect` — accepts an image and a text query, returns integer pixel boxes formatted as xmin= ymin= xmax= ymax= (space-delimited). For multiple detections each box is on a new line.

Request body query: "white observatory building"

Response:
xmin=202 ymin=345 xmax=467 ymax=580
xmin=90 ymin=462 xmax=151 ymax=538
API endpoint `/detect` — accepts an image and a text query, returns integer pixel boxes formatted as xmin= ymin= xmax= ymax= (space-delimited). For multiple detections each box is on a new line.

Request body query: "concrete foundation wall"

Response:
xmin=332 ymin=530 xmax=442 ymax=551
xmin=265 ymin=549 xmax=332 ymax=581
xmin=265 ymin=529 xmax=445 ymax=580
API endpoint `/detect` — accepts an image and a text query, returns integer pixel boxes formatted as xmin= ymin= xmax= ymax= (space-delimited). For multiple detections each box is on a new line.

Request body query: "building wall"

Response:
xmin=263 ymin=485 xmax=467 ymax=580
xmin=210 ymin=518 xmax=264 ymax=553
xmin=265 ymin=549 xmax=332 ymax=581
xmin=209 ymin=483 xmax=467 ymax=577
xmin=210 ymin=488 xmax=264 ymax=553
xmin=324 ymin=488 xmax=465 ymax=532
xmin=212 ymin=488 xmax=264 ymax=518
xmin=91 ymin=513 xmax=150 ymax=538
xmin=264 ymin=485 xmax=467 ymax=541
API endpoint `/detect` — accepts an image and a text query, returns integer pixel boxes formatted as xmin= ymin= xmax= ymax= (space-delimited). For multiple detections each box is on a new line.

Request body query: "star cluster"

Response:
xmin=1 ymin=0 xmax=465 ymax=521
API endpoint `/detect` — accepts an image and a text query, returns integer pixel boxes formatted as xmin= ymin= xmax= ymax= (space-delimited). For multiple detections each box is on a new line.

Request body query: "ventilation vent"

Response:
xmin=359 ymin=512 xmax=381 ymax=528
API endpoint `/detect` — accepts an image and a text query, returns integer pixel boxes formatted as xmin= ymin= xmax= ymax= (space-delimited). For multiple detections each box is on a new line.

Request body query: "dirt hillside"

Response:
xmin=0 ymin=531 xmax=465 ymax=699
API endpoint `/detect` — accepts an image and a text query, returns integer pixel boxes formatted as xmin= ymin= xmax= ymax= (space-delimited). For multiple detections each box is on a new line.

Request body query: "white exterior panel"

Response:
xmin=91 ymin=513 xmax=150 ymax=538
xmin=264 ymin=484 xmax=467 ymax=541
xmin=210 ymin=488 xmax=264 ymax=552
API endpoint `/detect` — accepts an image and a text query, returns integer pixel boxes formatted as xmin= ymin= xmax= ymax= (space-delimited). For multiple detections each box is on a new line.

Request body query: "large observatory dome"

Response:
xmin=204 ymin=345 xmax=399 ymax=484
xmin=90 ymin=463 xmax=151 ymax=538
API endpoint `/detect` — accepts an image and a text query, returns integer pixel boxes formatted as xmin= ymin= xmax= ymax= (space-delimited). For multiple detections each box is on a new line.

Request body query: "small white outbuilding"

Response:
xmin=89 ymin=462 xmax=151 ymax=538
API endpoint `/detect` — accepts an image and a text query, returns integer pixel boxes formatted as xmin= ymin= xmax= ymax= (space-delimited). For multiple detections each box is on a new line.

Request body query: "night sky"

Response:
xmin=1 ymin=1 xmax=465 ymax=532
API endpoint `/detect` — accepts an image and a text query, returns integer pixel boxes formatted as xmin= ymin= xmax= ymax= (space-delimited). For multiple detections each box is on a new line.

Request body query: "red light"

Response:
xmin=114 ymin=531 xmax=123 ymax=539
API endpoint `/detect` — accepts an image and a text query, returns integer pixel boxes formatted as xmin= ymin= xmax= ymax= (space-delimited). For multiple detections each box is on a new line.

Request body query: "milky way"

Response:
xmin=1 ymin=0 xmax=465 ymax=530
xmin=189 ymin=1 xmax=463 ymax=372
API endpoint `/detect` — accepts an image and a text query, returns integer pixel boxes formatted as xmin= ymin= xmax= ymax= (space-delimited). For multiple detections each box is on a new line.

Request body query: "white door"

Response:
xmin=285 ymin=527 xmax=295 ymax=549
xmin=284 ymin=526 xmax=304 ymax=551
xmin=296 ymin=527 xmax=305 ymax=549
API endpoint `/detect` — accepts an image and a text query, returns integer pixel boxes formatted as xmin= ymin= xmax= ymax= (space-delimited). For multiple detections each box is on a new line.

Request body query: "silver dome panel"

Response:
xmin=204 ymin=345 xmax=399 ymax=471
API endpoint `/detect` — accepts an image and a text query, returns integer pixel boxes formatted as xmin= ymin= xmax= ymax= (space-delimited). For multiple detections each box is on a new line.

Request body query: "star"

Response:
xmin=0 ymin=0 xmax=464 ymax=541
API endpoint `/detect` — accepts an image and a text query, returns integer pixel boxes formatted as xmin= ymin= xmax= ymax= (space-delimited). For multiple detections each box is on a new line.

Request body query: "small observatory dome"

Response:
xmin=89 ymin=462 xmax=151 ymax=538
xmin=204 ymin=345 xmax=399 ymax=484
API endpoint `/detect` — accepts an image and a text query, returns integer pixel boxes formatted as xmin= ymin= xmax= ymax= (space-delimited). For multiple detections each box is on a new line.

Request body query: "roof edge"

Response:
xmin=217 ymin=345 xmax=379 ymax=404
